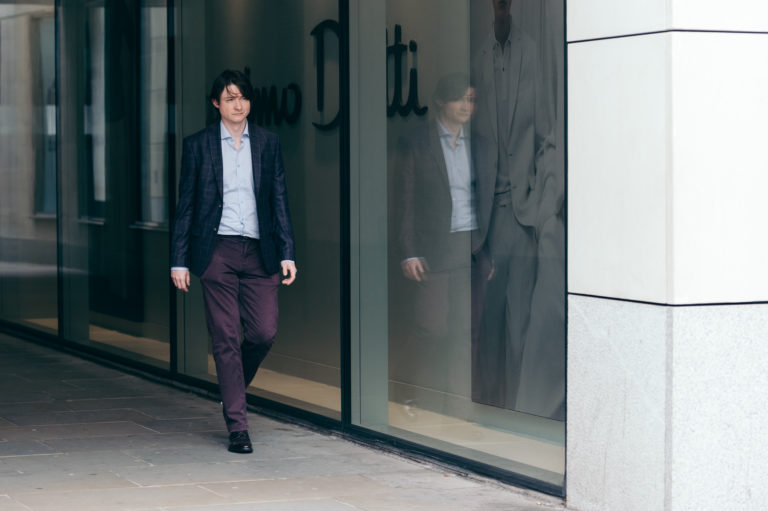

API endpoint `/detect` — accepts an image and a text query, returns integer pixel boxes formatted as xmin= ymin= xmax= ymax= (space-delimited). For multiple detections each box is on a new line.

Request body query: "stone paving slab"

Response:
xmin=162 ymin=501 xmax=361 ymax=511
xmin=0 ymin=333 xmax=565 ymax=510
xmin=62 ymin=396 xmax=224 ymax=419
xmin=2 ymin=408 xmax=157 ymax=427
xmin=362 ymin=469 xmax=483 ymax=491
xmin=0 ymin=450 xmax=149 ymax=472
xmin=0 ymin=495 xmax=30 ymax=511
xmin=338 ymin=485 xmax=550 ymax=511
xmin=198 ymin=475 xmax=393 ymax=502
xmin=0 ymin=468 xmax=139 ymax=494
xmin=0 ymin=440 xmax=58 ymax=457
xmin=0 ymin=402 xmax=74 ymax=416
xmin=0 ymin=421 xmax=158 ymax=442
xmin=0 ymin=390 xmax=52 ymax=404
xmin=131 ymin=417 xmax=228 ymax=434
xmin=123 ymin=443 xmax=294 ymax=466
xmin=39 ymin=432 xmax=221 ymax=453
xmin=11 ymin=485 xmax=233 ymax=511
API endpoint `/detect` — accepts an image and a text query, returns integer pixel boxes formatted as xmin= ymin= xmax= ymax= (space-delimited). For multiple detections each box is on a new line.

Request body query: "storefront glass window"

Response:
xmin=352 ymin=0 xmax=566 ymax=488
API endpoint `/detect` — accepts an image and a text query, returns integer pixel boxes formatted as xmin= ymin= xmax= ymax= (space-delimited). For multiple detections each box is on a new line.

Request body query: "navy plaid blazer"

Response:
xmin=171 ymin=122 xmax=296 ymax=276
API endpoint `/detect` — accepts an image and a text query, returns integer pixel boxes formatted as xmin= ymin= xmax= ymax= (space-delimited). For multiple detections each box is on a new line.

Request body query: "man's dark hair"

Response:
xmin=432 ymin=72 xmax=472 ymax=108
xmin=209 ymin=69 xmax=254 ymax=103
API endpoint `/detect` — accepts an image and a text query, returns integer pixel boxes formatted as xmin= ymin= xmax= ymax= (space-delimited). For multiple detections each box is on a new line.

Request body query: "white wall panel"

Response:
xmin=567 ymin=0 xmax=668 ymax=42
xmin=670 ymin=32 xmax=768 ymax=303
xmin=567 ymin=295 xmax=668 ymax=511
xmin=672 ymin=0 xmax=768 ymax=32
xmin=568 ymin=0 xmax=768 ymax=42
xmin=670 ymin=304 xmax=768 ymax=510
xmin=567 ymin=298 xmax=768 ymax=511
xmin=568 ymin=34 xmax=671 ymax=303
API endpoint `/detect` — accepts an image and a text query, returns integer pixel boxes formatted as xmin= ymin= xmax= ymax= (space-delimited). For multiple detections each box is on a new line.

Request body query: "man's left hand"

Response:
xmin=281 ymin=261 xmax=297 ymax=285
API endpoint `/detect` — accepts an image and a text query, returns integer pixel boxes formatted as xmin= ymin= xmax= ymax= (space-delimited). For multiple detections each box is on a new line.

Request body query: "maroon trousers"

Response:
xmin=199 ymin=236 xmax=280 ymax=433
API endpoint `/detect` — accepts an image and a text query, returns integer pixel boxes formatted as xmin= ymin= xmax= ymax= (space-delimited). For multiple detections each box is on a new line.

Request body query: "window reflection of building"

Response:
xmin=82 ymin=2 xmax=168 ymax=225
xmin=53 ymin=0 xmax=171 ymax=367
xmin=0 ymin=3 xmax=59 ymax=332
xmin=139 ymin=5 xmax=168 ymax=226
xmin=38 ymin=15 xmax=57 ymax=216
xmin=84 ymin=5 xmax=106 ymax=219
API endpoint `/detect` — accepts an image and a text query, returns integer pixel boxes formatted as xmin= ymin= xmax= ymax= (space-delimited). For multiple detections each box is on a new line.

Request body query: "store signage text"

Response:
xmin=245 ymin=21 xmax=428 ymax=130
xmin=386 ymin=24 xmax=428 ymax=118
xmin=311 ymin=19 xmax=341 ymax=130
xmin=245 ymin=67 xmax=302 ymax=127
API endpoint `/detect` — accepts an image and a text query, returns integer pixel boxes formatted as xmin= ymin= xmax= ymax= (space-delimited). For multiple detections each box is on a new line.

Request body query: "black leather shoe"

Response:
xmin=228 ymin=430 xmax=253 ymax=454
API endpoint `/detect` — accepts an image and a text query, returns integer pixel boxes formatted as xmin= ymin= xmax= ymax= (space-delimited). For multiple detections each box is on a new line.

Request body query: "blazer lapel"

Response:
xmin=478 ymin=36 xmax=500 ymax=224
xmin=504 ymin=25 xmax=523 ymax=142
xmin=248 ymin=123 xmax=262 ymax=200
xmin=474 ymin=133 xmax=495 ymax=248
xmin=428 ymin=121 xmax=451 ymax=196
xmin=207 ymin=124 xmax=224 ymax=198
xmin=481 ymin=40 xmax=499 ymax=145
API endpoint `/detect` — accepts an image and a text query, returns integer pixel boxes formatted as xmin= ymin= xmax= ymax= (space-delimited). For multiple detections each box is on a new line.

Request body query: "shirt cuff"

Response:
xmin=280 ymin=260 xmax=295 ymax=265
xmin=171 ymin=267 xmax=189 ymax=271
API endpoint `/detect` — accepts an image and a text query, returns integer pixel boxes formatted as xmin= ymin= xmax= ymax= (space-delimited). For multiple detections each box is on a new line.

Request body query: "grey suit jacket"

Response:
xmin=471 ymin=22 xmax=558 ymax=238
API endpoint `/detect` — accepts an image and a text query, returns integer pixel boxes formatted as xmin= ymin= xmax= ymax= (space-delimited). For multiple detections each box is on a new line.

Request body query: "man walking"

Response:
xmin=171 ymin=69 xmax=297 ymax=453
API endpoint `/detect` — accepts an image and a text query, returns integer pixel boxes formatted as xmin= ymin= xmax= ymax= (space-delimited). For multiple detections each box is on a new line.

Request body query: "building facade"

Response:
xmin=1 ymin=1 xmax=766 ymax=509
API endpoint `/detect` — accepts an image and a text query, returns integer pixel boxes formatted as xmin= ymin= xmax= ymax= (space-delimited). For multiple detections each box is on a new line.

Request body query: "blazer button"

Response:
xmin=213 ymin=228 xmax=217 ymax=232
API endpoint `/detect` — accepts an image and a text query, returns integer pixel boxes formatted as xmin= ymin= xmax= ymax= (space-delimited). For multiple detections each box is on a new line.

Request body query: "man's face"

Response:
xmin=439 ymin=87 xmax=476 ymax=126
xmin=492 ymin=0 xmax=511 ymax=18
xmin=212 ymin=84 xmax=250 ymax=124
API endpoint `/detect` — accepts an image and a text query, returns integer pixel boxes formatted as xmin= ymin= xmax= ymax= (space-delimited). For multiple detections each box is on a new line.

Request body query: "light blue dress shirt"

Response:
xmin=437 ymin=121 xmax=478 ymax=233
xmin=217 ymin=122 xmax=259 ymax=239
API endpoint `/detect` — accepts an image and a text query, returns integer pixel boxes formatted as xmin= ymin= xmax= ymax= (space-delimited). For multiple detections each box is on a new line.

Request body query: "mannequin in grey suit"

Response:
xmin=470 ymin=0 xmax=558 ymax=409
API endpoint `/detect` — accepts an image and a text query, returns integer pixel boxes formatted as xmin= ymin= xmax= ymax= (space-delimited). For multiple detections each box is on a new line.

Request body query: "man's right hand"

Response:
xmin=171 ymin=269 xmax=191 ymax=292
xmin=401 ymin=258 xmax=428 ymax=282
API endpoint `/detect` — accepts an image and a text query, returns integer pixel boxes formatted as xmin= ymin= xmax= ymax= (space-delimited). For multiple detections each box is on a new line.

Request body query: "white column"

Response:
xmin=566 ymin=1 xmax=768 ymax=509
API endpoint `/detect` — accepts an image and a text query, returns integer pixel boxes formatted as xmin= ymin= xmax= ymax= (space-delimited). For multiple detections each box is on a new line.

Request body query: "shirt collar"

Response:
xmin=220 ymin=121 xmax=250 ymax=140
xmin=437 ymin=120 xmax=466 ymax=141
xmin=493 ymin=36 xmax=512 ymax=50
xmin=491 ymin=18 xmax=514 ymax=49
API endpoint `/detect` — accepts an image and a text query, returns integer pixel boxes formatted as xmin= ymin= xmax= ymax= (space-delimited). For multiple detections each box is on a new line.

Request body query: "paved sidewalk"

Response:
xmin=0 ymin=333 xmax=565 ymax=511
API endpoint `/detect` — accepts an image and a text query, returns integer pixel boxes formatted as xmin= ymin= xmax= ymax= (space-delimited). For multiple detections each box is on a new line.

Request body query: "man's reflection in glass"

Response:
xmin=471 ymin=0 xmax=563 ymax=415
xmin=395 ymin=73 xmax=492 ymax=399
